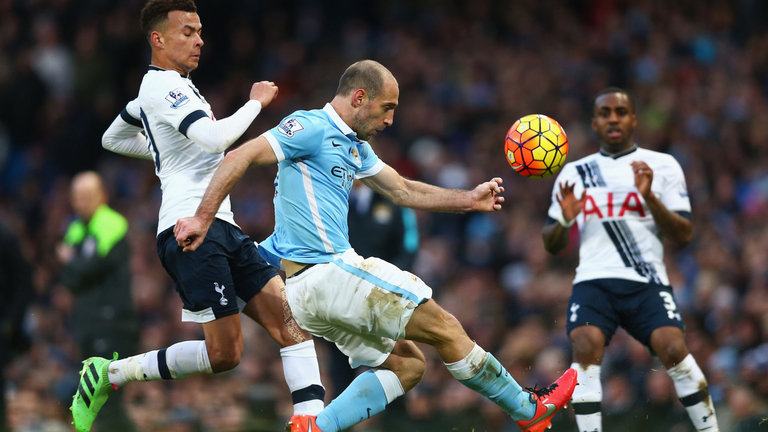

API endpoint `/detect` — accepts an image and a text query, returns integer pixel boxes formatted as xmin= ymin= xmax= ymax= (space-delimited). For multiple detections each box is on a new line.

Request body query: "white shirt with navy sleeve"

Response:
xmin=136 ymin=66 xmax=236 ymax=234
xmin=259 ymin=103 xmax=385 ymax=266
xmin=547 ymin=146 xmax=691 ymax=285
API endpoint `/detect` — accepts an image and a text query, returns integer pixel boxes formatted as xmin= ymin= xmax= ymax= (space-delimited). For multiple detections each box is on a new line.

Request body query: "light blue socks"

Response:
xmin=446 ymin=344 xmax=535 ymax=421
xmin=316 ymin=370 xmax=388 ymax=431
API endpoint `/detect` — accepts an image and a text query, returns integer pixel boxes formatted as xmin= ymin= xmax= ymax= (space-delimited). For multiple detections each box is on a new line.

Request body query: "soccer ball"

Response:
xmin=504 ymin=114 xmax=568 ymax=178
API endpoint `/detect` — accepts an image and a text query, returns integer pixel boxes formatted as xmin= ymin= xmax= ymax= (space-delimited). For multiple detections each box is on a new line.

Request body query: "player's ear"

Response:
xmin=591 ymin=117 xmax=597 ymax=131
xmin=351 ymin=89 xmax=367 ymax=108
xmin=150 ymin=30 xmax=164 ymax=49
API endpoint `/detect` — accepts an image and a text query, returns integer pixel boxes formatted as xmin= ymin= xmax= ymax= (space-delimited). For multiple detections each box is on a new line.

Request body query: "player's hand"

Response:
xmin=556 ymin=181 xmax=586 ymax=223
xmin=250 ymin=81 xmax=279 ymax=108
xmin=174 ymin=217 xmax=209 ymax=252
xmin=471 ymin=177 xmax=505 ymax=211
xmin=631 ymin=160 xmax=653 ymax=198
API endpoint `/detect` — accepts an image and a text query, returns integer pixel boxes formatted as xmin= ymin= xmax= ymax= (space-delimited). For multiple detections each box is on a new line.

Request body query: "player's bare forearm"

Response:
xmin=175 ymin=137 xmax=278 ymax=251
xmin=174 ymin=150 xmax=251 ymax=251
xmin=542 ymin=222 xmax=570 ymax=254
xmin=197 ymin=151 xmax=251 ymax=223
xmin=644 ymin=193 xmax=692 ymax=245
xmin=365 ymin=166 xmax=503 ymax=212
xmin=397 ymin=178 xmax=478 ymax=211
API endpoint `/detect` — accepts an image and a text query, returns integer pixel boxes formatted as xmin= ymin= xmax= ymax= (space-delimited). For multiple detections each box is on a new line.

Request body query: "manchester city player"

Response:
xmin=70 ymin=1 xmax=325 ymax=430
xmin=175 ymin=59 xmax=577 ymax=432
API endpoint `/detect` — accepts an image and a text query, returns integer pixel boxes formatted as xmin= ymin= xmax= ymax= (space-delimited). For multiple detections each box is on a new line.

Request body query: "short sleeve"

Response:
xmin=659 ymin=157 xmax=691 ymax=213
xmin=262 ymin=113 xmax=324 ymax=162
xmin=355 ymin=142 xmax=384 ymax=178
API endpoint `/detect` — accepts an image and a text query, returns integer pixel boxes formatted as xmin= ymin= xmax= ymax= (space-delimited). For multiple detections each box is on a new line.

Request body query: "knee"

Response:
xmin=656 ymin=340 xmax=688 ymax=367
xmin=570 ymin=329 xmax=604 ymax=364
xmin=208 ymin=343 xmax=242 ymax=372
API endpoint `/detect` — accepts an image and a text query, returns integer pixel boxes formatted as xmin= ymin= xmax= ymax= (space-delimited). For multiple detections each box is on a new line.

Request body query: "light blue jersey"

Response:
xmin=259 ymin=103 xmax=385 ymax=267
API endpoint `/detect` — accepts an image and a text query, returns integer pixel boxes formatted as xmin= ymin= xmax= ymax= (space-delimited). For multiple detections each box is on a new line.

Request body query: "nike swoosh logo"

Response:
xmin=332 ymin=141 xmax=342 ymax=147
xmin=526 ymin=403 xmax=557 ymax=426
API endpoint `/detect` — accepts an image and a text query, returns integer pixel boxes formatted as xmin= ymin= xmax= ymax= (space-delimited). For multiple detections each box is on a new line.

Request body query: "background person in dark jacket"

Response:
xmin=348 ymin=181 xmax=419 ymax=271
xmin=57 ymin=171 xmax=138 ymax=432
xmin=0 ymin=221 xmax=34 ymax=432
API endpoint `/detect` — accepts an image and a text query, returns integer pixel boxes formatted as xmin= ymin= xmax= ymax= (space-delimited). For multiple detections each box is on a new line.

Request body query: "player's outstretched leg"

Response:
xmin=70 ymin=353 xmax=118 ymax=432
xmin=448 ymin=344 xmax=577 ymax=432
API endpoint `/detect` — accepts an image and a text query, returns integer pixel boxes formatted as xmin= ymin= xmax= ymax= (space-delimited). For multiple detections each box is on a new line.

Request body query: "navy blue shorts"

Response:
xmin=157 ymin=219 xmax=279 ymax=323
xmin=565 ymin=278 xmax=685 ymax=347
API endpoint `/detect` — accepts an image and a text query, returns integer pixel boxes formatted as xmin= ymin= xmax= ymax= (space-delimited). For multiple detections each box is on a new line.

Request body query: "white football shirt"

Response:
xmin=547 ymin=146 xmax=691 ymax=285
xmin=136 ymin=66 xmax=236 ymax=234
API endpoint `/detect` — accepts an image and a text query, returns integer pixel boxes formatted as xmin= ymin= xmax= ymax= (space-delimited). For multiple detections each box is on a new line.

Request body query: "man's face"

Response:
xmin=592 ymin=92 xmax=637 ymax=154
xmin=71 ymin=180 xmax=104 ymax=221
xmin=353 ymin=77 xmax=399 ymax=141
xmin=159 ymin=10 xmax=203 ymax=74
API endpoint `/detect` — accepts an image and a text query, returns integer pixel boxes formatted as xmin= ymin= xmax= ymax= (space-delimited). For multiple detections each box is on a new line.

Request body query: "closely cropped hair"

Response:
xmin=140 ymin=0 xmax=197 ymax=40
xmin=594 ymin=86 xmax=635 ymax=112
xmin=335 ymin=60 xmax=388 ymax=100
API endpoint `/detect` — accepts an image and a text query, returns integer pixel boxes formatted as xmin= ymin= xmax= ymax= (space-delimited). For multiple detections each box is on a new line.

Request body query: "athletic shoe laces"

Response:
xmin=525 ymin=382 xmax=558 ymax=402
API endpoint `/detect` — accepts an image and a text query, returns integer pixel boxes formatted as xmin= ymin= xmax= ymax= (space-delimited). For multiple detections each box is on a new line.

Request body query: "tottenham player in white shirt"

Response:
xmin=70 ymin=1 xmax=324 ymax=431
xmin=542 ymin=87 xmax=719 ymax=432
xmin=174 ymin=60 xmax=577 ymax=432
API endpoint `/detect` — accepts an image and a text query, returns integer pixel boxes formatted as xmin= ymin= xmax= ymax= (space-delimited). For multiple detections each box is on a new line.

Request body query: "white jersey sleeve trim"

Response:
xmin=262 ymin=131 xmax=286 ymax=162
xmin=185 ymin=99 xmax=262 ymax=154
xmin=355 ymin=160 xmax=385 ymax=179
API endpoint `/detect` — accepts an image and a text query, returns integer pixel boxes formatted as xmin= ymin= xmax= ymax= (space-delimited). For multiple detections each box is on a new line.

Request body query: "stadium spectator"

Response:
xmin=57 ymin=171 xmax=139 ymax=432
xmin=0 ymin=221 xmax=34 ymax=432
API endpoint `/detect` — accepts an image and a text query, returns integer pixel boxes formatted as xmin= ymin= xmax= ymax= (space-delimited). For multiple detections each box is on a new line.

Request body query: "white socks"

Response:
xmin=107 ymin=339 xmax=328 ymax=417
xmin=373 ymin=369 xmax=405 ymax=404
xmin=280 ymin=340 xmax=326 ymax=415
xmin=667 ymin=354 xmax=719 ymax=431
xmin=571 ymin=363 xmax=602 ymax=432
xmin=568 ymin=356 xmax=720 ymax=432
xmin=108 ymin=340 xmax=212 ymax=387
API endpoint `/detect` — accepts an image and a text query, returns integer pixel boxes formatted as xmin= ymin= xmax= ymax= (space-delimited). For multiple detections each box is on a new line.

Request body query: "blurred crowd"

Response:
xmin=1 ymin=0 xmax=768 ymax=430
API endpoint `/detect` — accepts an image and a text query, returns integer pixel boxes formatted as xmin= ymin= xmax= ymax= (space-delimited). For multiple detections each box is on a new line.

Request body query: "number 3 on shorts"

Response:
xmin=659 ymin=291 xmax=681 ymax=321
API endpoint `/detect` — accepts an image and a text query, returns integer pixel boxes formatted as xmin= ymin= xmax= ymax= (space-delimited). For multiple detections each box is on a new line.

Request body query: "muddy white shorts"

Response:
xmin=284 ymin=249 xmax=432 ymax=368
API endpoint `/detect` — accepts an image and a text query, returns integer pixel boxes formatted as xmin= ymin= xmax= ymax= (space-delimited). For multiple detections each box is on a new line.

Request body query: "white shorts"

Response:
xmin=285 ymin=249 xmax=432 ymax=368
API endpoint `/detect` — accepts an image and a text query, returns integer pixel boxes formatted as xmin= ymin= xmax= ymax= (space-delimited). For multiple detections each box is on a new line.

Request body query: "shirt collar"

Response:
xmin=323 ymin=103 xmax=357 ymax=139
xmin=600 ymin=144 xmax=638 ymax=159
xmin=148 ymin=65 xmax=190 ymax=79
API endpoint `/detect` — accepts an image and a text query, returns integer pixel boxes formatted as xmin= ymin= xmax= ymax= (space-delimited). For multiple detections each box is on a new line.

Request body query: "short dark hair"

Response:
xmin=594 ymin=86 xmax=635 ymax=112
xmin=140 ymin=0 xmax=197 ymax=41
xmin=335 ymin=60 xmax=389 ymax=100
